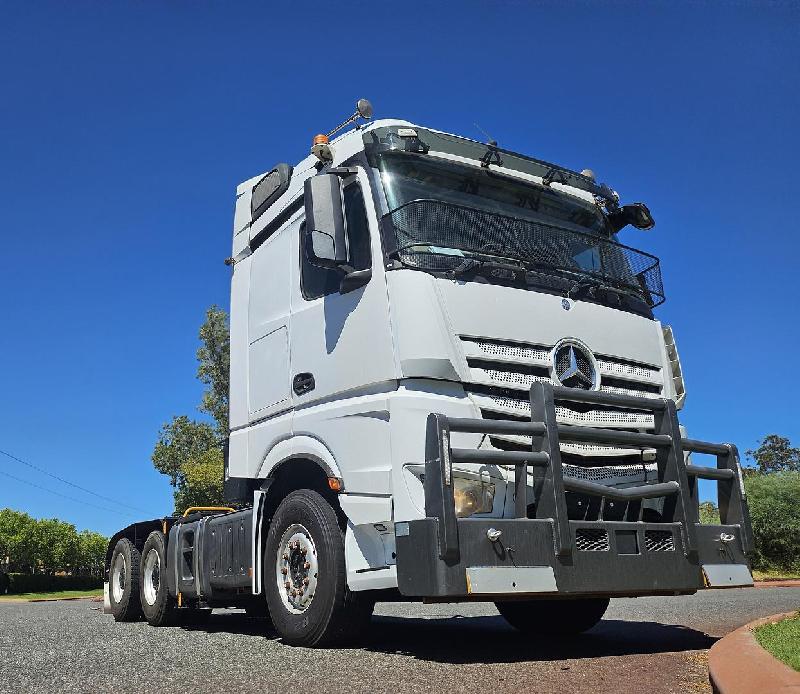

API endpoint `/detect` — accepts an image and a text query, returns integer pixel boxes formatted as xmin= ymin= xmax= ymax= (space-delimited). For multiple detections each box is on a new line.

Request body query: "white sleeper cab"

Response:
xmin=105 ymin=100 xmax=753 ymax=647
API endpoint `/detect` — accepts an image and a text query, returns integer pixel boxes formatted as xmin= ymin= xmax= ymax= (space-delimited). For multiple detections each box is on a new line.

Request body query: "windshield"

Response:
xmin=372 ymin=151 xmax=665 ymax=308
xmin=379 ymin=151 xmax=610 ymax=235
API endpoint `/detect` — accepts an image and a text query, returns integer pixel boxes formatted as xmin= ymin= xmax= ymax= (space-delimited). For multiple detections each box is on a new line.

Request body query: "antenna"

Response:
xmin=474 ymin=122 xmax=495 ymax=145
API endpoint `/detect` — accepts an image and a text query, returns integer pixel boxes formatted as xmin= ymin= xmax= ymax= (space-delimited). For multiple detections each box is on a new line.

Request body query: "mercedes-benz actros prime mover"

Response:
xmin=105 ymin=100 xmax=753 ymax=647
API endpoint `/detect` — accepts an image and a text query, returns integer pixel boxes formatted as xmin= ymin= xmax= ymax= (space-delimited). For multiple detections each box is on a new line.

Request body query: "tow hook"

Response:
xmin=486 ymin=528 xmax=502 ymax=542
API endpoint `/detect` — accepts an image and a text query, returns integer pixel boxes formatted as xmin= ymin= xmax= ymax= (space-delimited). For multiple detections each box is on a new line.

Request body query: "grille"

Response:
xmin=462 ymin=337 xmax=549 ymax=363
xmin=387 ymin=199 xmax=666 ymax=306
xmin=474 ymin=364 xmax=660 ymax=401
xmin=575 ymin=529 xmax=610 ymax=551
xmin=562 ymin=462 xmax=657 ymax=484
xmin=473 ymin=392 xmax=655 ymax=427
xmin=597 ymin=359 xmax=659 ymax=381
xmin=645 ymin=530 xmax=675 ymax=552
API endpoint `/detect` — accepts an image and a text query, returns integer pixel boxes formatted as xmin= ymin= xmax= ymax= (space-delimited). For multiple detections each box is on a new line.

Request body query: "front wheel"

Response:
xmin=495 ymin=597 xmax=609 ymax=635
xmin=264 ymin=489 xmax=374 ymax=647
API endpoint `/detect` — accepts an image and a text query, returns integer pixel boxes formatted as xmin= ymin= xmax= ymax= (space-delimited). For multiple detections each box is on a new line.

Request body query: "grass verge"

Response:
xmin=753 ymin=569 xmax=800 ymax=582
xmin=0 ymin=589 xmax=103 ymax=602
xmin=754 ymin=612 xmax=800 ymax=672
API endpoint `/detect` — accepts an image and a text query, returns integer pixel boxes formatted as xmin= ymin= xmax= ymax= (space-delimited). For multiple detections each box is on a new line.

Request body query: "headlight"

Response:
xmin=453 ymin=476 xmax=495 ymax=518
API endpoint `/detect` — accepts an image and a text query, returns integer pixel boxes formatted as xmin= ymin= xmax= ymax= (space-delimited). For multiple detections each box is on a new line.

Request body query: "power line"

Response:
xmin=0 ymin=468 xmax=138 ymax=519
xmin=0 ymin=447 xmax=155 ymax=516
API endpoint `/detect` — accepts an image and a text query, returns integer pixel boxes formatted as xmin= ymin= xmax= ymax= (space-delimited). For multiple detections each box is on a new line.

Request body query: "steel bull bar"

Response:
xmin=395 ymin=382 xmax=754 ymax=598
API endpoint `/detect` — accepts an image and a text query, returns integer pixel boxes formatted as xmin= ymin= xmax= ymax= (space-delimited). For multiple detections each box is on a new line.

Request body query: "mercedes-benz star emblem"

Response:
xmin=552 ymin=341 xmax=598 ymax=391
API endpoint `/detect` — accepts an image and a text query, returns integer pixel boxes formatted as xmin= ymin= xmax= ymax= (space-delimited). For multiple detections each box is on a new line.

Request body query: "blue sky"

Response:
xmin=1 ymin=2 xmax=798 ymax=536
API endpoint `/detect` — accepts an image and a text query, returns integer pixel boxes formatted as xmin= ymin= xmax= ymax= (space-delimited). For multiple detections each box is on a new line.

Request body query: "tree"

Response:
xmin=745 ymin=472 xmax=800 ymax=572
xmin=151 ymin=306 xmax=230 ymax=513
xmin=152 ymin=416 xmax=218 ymax=488
xmin=173 ymin=448 xmax=225 ymax=513
xmin=698 ymin=501 xmax=720 ymax=525
xmin=197 ymin=306 xmax=230 ymax=434
xmin=0 ymin=508 xmax=107 ymax=575
xmin=746 ymin=435 xmax=800 ymax=475
xmin=0 ymin=509 xmax=35 ymax=572
xmin=77 ymin=530 xmax=109 ymax=576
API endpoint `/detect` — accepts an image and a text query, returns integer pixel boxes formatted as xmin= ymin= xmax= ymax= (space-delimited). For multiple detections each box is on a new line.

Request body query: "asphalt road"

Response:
xmin=1 ymin=587 xmax=798 ymax=694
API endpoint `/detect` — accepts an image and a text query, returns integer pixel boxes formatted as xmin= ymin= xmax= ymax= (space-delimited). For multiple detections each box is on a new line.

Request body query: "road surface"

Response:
xmin=1 ymin=587 xmax=798 ymax=694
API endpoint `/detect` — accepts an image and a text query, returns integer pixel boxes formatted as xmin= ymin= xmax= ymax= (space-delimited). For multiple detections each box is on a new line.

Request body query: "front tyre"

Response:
xmin=495 ymin=597 xmax=610 ymax=635
xmin=264 ymin=489 xmax=374 ymax=647
xmin=109 ymin=538 xmax=142 ymax=622
xmin=140 ymin=530 xmax=176 ymax=626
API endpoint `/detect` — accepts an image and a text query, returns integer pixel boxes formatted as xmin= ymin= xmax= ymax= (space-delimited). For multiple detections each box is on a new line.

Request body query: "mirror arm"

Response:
xmin=340 ymin=268 xmax=372 ymax=294
xmin=327 ymin=166 xmax=359 ymax=177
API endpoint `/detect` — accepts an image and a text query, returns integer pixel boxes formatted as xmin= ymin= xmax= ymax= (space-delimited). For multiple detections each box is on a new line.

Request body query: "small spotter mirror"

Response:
xmin=356 ymin=98 xmax=373 ymax=119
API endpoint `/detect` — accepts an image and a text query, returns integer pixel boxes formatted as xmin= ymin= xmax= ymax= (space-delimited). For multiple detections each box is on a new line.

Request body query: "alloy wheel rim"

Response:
xmin=142 ymin=548 xmax=160 ymax=606
xmin=111 ymin=553 xmax=126 ymax=603
xmin=275 ymin=523 xmax=318 ymax=614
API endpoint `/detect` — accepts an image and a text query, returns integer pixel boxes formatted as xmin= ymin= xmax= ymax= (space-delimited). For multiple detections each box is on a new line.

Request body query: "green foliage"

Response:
xmin=151 ymin=306 xmax=230 ymax=513
xmin=152 ymin=415 xmax=218 ymax=488
xmin=745 ymin=472 xmax=800 ymax=572
xmin=197 ymin=305 xmax=230 ymax=434
xmin=7 ymin=574 xmax=103 ymax=595
xmin=0 ymin=508 xmax=107 ymax=579
xmin=698 ymin=501 xmax=720 ymax=525
xmin=173 ymin=448 xmax=225 ymax=514
xmin=746 ymin=434 xmax=800 ymax=474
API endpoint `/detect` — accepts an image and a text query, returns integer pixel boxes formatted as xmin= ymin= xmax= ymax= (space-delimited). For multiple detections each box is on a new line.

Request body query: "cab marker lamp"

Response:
xmin=662 ymin=325 xmax=686 ymax=408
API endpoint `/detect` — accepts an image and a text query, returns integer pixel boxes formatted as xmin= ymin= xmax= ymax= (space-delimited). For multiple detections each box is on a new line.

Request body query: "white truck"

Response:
xmin=105 ymin=100 xmax=754 ymax=647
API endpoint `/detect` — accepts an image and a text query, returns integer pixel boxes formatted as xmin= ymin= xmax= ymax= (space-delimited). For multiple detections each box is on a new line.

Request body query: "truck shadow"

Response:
xmin=182 ymin=611 xmax=716 ymax=664
xmin=364 ymin=615 xmax=716 ymax=664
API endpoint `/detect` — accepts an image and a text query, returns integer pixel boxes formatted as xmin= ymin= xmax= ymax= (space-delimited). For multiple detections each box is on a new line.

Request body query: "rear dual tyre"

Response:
xmin=264 ymin=489 xmax=374 ymax=647
xmin=109 ymin=538 xmax=142 ymax=622
xmin=140 ymin=530 xmax=176 ymax=626
xmin=495 ymin=597 xmax=609 ymax=635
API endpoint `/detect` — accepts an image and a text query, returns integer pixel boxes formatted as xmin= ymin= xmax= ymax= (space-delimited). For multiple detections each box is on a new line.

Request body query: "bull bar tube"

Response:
xmin=395 ymin=382 xmax=754 ymax=598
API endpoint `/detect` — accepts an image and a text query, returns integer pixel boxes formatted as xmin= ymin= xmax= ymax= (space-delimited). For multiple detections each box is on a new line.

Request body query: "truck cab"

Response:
xmin=106 ymin=106 xmax=753 ymax=647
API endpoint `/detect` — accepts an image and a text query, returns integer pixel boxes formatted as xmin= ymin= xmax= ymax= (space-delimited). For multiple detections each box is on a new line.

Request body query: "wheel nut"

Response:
xmin=282 ymin=553 xmax=289 ymax=560
xmin=281 ymin=567 xmax=288 ymax=575
xmin=291 ymin=589 xmax=297 ymax=597
xmin=284 ymin=581 xmax=291 ymax=589
xmin=303 ymin=561 xmax=310 ymax=570
xmin=302 ymin=577 xmax=309 ymax=585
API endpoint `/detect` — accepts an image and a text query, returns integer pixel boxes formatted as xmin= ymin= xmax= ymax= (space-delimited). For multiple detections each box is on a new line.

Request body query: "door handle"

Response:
xmin=292 ymin=372 xmax=315 ymax=395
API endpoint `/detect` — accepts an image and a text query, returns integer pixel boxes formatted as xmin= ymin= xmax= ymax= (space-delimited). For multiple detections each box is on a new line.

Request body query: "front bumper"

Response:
xmin=395 ymin=382 xmax=753 ymax=598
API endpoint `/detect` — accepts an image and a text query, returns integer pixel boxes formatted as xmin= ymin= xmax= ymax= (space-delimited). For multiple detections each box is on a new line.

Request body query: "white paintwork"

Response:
xmin=227 ymin=118 xmax=683 ymax=592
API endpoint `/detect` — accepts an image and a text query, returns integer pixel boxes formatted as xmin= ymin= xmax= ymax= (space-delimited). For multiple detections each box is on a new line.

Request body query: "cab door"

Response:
xmin=289 ymin=169 xmax=396 ymax=491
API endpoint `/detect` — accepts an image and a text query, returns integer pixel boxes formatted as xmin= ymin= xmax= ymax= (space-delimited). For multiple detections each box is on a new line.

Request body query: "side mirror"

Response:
xmin=304 ymin=174 xmax=347 ymax=267
xmin=608 ymin=202 xmax=655 ymax=232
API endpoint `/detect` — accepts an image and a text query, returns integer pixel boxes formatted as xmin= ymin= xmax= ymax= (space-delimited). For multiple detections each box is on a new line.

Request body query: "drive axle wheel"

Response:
xmin=109 ymin=538 xmax=142 ymax=622
xmin=140 ymin=530 xmax=176 ymax=626
xmin=264 ymin=489 xmax=374 ymax=647
xmin=495 ymin=597 xmax=610 ymax=636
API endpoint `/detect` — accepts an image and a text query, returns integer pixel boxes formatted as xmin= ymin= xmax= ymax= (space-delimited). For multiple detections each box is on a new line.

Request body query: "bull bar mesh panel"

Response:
xmin=386 ymin=199 xmax=665 ymax=306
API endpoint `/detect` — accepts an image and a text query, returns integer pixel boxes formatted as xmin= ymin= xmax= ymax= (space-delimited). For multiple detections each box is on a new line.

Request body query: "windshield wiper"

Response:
xmin=565 ymin=276 xmax=641 ymax=303
xmin=448 ymin=256 xmax=525 ymax=282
